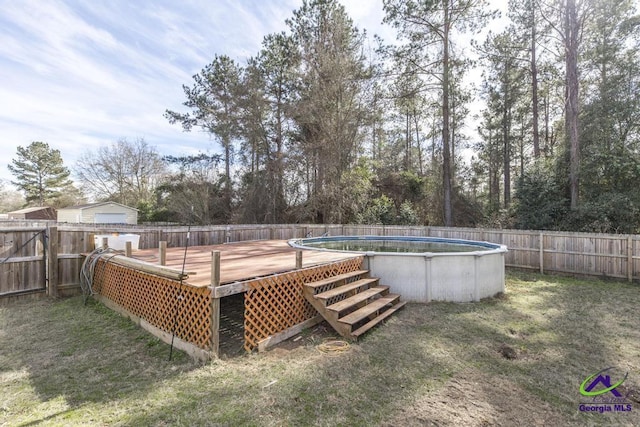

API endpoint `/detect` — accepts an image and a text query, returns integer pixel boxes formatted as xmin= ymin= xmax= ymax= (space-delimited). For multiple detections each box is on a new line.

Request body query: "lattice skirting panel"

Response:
xmin=243 ymin=256 xmax=364 ymax=351
xmin=92 ymin=259 xmax=212 ymax=350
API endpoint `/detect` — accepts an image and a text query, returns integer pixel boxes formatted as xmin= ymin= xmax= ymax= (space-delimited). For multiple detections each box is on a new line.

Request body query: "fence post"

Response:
xmin=539 ymin=232 xmax=544 ymax=274
xmin=210 ymin=250 xmax=221 ymax=358
xmin=627 ymin=236 xmax=633 ymax=282
xmin=47 ymin=226 xmax=58 ymax=297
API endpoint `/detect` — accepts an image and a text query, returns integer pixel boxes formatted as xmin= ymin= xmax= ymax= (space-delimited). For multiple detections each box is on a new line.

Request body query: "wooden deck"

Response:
xmin=130 ymin=240 xmax=360 ymax=287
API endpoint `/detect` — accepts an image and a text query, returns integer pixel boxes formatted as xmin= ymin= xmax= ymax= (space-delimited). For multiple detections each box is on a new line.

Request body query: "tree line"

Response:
xmin=4 ymin=0 xmax=640 ymax=233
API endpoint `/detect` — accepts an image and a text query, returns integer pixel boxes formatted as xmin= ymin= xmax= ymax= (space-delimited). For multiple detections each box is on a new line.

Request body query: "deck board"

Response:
xmin=130 ymin=240 xmax=360 ymax=287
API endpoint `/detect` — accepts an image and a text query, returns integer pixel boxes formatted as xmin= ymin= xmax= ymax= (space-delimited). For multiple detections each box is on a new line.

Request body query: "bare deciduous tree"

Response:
xmin=74 ymin=138 xmax=166 ymax=209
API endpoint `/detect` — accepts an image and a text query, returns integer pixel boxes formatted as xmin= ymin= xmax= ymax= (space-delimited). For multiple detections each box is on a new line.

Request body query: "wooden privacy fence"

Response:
xmin=0 ymin=225 xmax=84 ymax=300
xmin=2 ymin=224 xmax=640 ymax=301
xmin=424 ymin=227 xmax=639 ymax=282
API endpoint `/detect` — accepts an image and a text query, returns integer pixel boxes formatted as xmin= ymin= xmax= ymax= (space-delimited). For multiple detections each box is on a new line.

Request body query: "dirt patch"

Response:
xmin=498 ymin=343 xmax=518 ymax=360
xmin=382 ymin=370 xmax=565 ymax=427
xmin=269 ymin=321 xmax=341 ymax=352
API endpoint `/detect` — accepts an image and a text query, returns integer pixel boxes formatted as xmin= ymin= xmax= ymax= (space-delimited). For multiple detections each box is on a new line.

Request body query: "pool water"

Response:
xmin=301 ymin=239 xmax=480 ymax=253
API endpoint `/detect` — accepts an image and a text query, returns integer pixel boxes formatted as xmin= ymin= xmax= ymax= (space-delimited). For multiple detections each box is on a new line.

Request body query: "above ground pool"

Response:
xmin=289 ymin=235 xmax=508 ymax=303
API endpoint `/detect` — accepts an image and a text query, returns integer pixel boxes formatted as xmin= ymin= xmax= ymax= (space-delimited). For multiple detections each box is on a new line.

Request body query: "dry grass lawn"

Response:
xmin=1 ymin=271 xmax=639 ymax=426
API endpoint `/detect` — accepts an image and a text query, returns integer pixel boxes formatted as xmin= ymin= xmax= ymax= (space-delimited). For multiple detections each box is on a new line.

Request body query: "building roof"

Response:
xmin=8 ymin=206 xmax=55 ymax=214
xmin=57 ymin=201 xmax=139 ymax=211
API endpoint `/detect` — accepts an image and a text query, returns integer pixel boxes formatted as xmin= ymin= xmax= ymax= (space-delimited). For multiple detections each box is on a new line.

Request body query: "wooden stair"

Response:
xmin=303 ymin=269 xmax=406 ymax=339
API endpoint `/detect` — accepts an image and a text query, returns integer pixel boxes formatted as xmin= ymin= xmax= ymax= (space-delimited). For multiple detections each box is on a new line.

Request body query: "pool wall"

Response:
xmin=290 ymin=236 xmax=507 ymax=303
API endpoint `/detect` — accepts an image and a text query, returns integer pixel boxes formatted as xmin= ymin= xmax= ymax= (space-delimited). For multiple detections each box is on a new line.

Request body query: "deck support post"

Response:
xmin=159 ymin=241 xmax=167 ymax=266
xmin=210 ymin=250 xmax=221 ymax=358
xmin=102 ymin=237 xmax=108 ymax=250
xmin=296 ymin=250 xmax=303 ymax=269
xmin=125 ymin=241 xmax=132 ymax=257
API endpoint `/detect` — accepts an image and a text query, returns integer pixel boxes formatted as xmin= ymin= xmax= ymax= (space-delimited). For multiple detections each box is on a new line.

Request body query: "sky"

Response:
xmin=0 ymin=0 xmax=506 ymax=191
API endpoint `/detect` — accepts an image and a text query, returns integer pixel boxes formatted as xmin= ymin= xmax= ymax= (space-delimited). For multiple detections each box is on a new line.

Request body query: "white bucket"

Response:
xmin=94 ymin=234 xmax=140 ymax=251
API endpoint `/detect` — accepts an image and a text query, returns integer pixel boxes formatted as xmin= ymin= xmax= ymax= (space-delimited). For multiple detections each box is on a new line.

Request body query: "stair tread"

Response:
xmin=314 ymin=278 xmax=379 ymax=300
xmin=352 ymin=301 xmax=407 ymax=337
xmin=304 ymin=270 xmax=369 ymax=289
xmin=326 ymin=286 xmax=389 ymax=312
xmin=339 ymin=294 xmax=401 ymax=325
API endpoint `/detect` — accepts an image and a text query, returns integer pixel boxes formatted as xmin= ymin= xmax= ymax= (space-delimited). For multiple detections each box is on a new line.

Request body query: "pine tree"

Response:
xmin=383 ymin=0 xmax=496 ymax=226
xmin=288 ymin=0 xmax=371 ymax=223
xmin=165 ymin=55 xmax=243 ymax=221
xmin=8 ymin=141 xmax=74 ymax=206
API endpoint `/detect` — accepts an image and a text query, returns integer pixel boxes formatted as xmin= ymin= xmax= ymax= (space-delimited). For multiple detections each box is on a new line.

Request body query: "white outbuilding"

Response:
xmin=57 ymin=202 xmax=138 ymax=224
